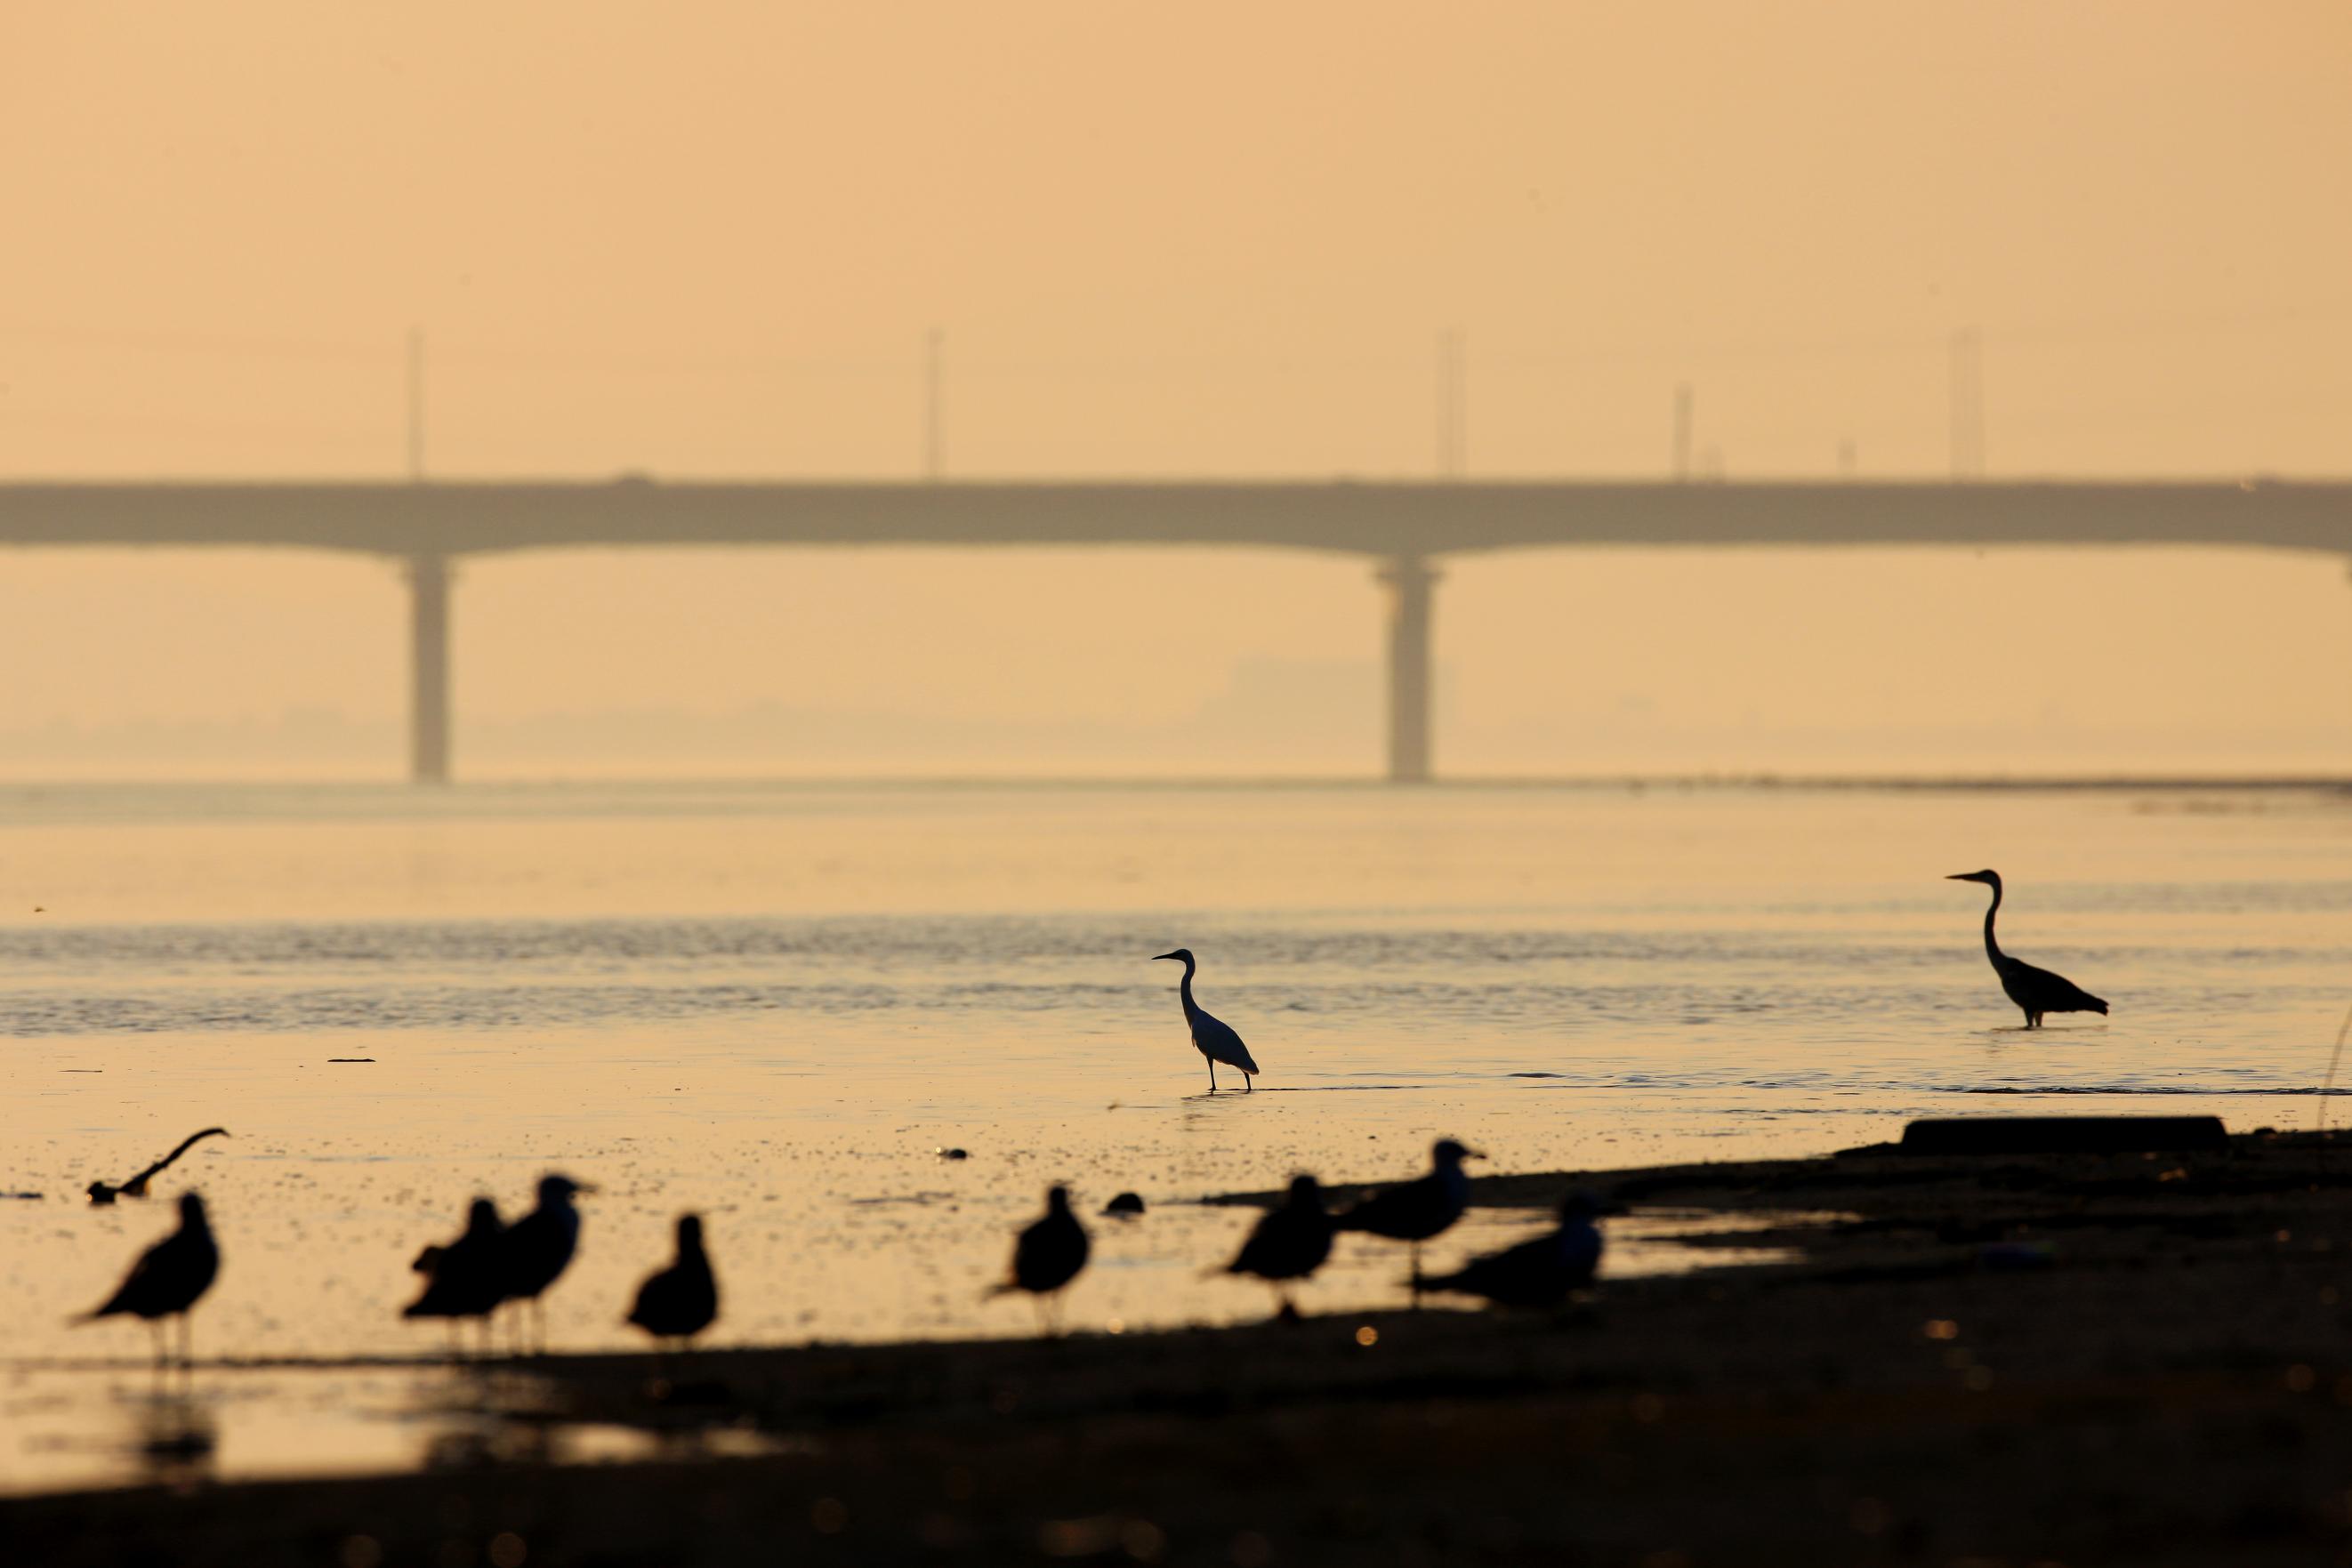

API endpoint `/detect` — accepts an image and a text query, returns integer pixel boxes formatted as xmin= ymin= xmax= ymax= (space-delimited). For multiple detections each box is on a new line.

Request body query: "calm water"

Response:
xmin=5 ymin=779 xmax=2351 ymax=1491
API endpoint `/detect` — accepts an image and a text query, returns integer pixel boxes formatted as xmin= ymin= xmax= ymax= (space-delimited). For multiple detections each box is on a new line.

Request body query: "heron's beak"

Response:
xmin=1945 ymin=872 xmax=1976 ymax=881
xmin=1151 ymin=952 xmax=1180 ymax=961
xmin=1465 ymin=1147 xmax=1488 ymax=1161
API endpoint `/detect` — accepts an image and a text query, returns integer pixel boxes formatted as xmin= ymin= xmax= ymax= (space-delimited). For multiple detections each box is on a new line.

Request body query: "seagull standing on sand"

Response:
xmin=77 ymin=1191 xmax=219 ymax=1367
xmin=1420 ymin=1191 xmax=1604 ymax=1309
xmin=988 ymin=1185 xmax=1090 ymax=1334
xmin=1334 ymin=1138 xmax=1483 ymax=1293
xmin=1152 ymin=948 xmax=1260 ymax=1092
xmin=86 ymin=1127 xmax=230 ymax=1205
xmin=1946 ymin=870 xmax=2110 ymax=1028
xmin=500 ymin=1174 xmax=592 ymax=1355
xmin=403 ymin=1198 xmax=509 ymax=1355
xmin=627 ymin=1213 xmax=720 ymax=1351
xmin=1223 ymin=1174 xmax=1335 ymax=1317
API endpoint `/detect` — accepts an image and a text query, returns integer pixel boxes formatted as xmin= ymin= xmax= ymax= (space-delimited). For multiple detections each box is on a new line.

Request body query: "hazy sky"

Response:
xmin=3 ymin=4 xmax=2348 ymax=774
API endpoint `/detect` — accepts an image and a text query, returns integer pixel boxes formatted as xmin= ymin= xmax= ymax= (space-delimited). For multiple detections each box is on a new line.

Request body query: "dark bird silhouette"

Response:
xmin=1947 ymin=870 xmax=2109 ymax=1028
xmin=86 ymin=1127 xmax=229 ymax=1205
xmin=1420 ymin=1191 xmax=1604 ymax=1309
xmin=1223 ymin=1174 xmax=1334 ymax=1317
xmin=499 ymin=1173 xmax=592 ymax=1355
xmin=1152 ymin=948 xmax=1260 ymax=1091
xmin=987 ymin=1185 xmax=1090 ymax=1334
xmin=1334 ymin=1138 xmax=1483 ymax=1293
xmin=78 ymin=1191 xmax=219 ymax=1366
xmin=627 ymin=1213 xmax=719 ymax=1350
xmin=403 ymin=1198 xmax=509 ymax=1355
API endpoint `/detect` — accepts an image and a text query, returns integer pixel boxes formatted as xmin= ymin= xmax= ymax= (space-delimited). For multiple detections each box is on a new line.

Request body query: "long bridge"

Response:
xmin=2 ymin=478 xmax=2346 ymax=783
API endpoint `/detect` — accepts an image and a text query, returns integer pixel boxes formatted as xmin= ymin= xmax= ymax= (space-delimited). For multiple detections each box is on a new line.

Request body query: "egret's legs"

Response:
xmin=1207 ymin=1059 xmax=1217 ymax=1092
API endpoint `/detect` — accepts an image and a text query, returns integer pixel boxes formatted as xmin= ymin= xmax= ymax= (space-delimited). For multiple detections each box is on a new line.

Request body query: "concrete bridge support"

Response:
xmin=408 ymin=553 xmax=451 ymax=784
xmin=1381 ymin=553 xmax=1439 ymax=784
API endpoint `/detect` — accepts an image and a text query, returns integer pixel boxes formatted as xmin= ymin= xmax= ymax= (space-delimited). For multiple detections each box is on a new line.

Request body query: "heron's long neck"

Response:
xmin=1177 ymin=961 xmax=1198 ymax=1017
xmin=1982 ymin=881 xmax=2006 ymax=962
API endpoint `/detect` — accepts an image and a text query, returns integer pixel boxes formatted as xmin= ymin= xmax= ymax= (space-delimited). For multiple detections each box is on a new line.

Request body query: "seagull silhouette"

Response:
xmin=404 ymin=1198 xmax=509 ymax=1355
xmin=78 ymin=1191 xmax=219 ymax=1367
xmin=499 ymin=1174 xmax=592 ymax=1355
xmin=1222 ymin=1174 xmax=1335 ymax=1318
xmin=627 ymin=1213 xmax=720 ymax=1353
xmin=1420 ymin=1191 xmax=1604 ymax=1309
xmin=1334 ymin=1138 xmax=1483 ymax=1297
xmin=987 ymin=1185 xmax=1090 ymax=1335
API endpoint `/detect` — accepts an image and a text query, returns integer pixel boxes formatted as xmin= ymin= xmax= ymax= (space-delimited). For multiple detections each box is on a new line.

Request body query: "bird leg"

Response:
xmin=1207 ymin=1059 xmax=1217 ymax=1092
xmin=1244 ymin=1073 xmax=1253 ymax=1094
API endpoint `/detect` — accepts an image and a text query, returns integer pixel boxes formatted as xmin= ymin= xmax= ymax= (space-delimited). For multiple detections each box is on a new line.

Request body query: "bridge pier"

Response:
xmin=407 ymin=553 xmax=451 ymax=784
xmin=1380 ymin=553 xmax=1439 ymax=784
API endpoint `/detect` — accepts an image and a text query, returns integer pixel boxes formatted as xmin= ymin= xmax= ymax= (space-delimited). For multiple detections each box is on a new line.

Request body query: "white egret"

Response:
xmin=1151 ymin=948 xmax=1260 ymax=1092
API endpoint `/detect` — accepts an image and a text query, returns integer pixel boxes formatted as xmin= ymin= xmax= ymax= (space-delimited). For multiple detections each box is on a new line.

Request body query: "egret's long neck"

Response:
xmin=1176 ymin=960 xmax=1198 ymax=1017
xmin=1981 ymin=880 xmax=2006 ymax=961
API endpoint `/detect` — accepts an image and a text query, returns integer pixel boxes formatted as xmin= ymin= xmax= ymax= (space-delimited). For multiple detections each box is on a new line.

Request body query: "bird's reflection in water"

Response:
xmin=127 ymin=1386 xmax=217 ymax=1489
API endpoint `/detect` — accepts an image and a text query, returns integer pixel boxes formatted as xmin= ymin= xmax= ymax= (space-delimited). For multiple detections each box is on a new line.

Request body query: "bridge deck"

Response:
xmin=0 ymin=479 xmax=2346 ymax=557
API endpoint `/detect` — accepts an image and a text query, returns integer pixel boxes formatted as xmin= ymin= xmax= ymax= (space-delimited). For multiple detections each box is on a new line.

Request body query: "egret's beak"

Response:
xmin=1462 ymin=1147 xmax=1488 ymax=1161
xmin=1945 ymin=872 xmax=1977 ymax=882
xmin=1151 ymin=952 xmax=1180 ymax=961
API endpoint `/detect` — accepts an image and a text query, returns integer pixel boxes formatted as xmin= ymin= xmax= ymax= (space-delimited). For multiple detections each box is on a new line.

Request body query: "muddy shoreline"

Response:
xmin=17 ymin=1130 xmax=2352 ymax=1566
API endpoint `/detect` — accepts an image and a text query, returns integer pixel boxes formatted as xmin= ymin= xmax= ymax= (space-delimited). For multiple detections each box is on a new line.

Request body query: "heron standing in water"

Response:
xmin=1152 ymin=948 xmax=1260 ymax=1092
xmin=1947 ymin=869 xmax=2109 ymax=1028
xmin=78 ymin=1191 xmax=219 ymax=1368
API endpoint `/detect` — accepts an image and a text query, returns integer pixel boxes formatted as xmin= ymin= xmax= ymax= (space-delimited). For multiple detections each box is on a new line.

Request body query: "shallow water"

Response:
xmin=4 ymin=779 xmax=2350 ymax=1490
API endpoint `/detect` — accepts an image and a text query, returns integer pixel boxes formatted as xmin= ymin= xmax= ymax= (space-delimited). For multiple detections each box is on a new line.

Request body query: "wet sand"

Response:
xmin=16 ymin=1130 xmax=2352 ymax=1566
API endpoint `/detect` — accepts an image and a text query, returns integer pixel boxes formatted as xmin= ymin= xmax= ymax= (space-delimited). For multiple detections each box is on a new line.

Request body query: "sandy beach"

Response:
xmin=16 ymin=1129 xmax=2352 ymax=1566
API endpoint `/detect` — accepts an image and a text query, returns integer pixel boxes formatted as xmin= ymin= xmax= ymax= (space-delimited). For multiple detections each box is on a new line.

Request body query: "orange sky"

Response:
xmin=2 ymin=4 xmax=2348 ymax=774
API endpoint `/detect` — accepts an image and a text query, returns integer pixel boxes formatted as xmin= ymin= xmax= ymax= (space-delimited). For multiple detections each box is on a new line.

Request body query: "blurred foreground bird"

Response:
xmin=86 ymin=1127 xmax=229 ymax=1205
xmin=1152 ymin=948 xmax=1260 ymax=1092
xmin=404 ymin=1198 xmax=508 ymax=1355
xmin=987 ymin=1185 xmax=1090 ymax=1334
xmin=1946 ymin=870 xmax=2109 ymax=1028
xmin=77 ymin=1191 xmax=219 ymax=1367
xmin=500 ymin=1173 xmax=592 ymax=1355
xmin=627 ymin=1213 xmax=720 ymax=1352
xmin=1420 ymin=1191 xmax=1604 ymax=1309
xmin=1222 ymin=1174 xmax=1334 ymax=1317
xmin=1335 ymin=1138 xmax=1482 ymax=1294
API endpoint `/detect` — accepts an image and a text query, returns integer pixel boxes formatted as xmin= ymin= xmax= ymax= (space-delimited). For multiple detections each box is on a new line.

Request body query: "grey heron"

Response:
xmin=1947 ymin=870 xmax=2109 ymax=1027
xmin=1151 ymin=948 xmax=1260 ymax=1092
